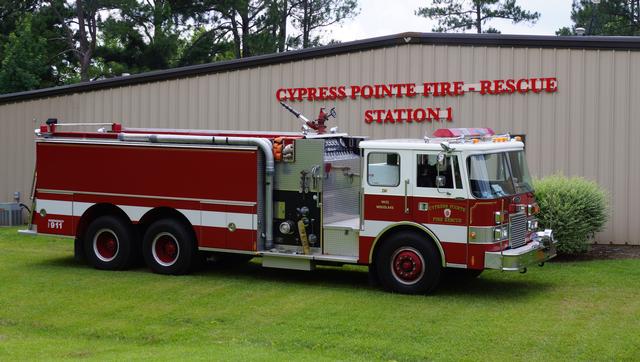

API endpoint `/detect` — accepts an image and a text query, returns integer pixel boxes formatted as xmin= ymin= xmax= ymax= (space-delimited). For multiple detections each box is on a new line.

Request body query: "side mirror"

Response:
xmin=436 ymin=175 xmax=446 ymax=187
xmin=440 ymin=141 xmax=454 ymax=152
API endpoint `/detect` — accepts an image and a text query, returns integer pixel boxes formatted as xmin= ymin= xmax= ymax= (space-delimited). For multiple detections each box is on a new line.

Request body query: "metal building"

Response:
xmin=0 ymin=33 xmax=639 ymax=244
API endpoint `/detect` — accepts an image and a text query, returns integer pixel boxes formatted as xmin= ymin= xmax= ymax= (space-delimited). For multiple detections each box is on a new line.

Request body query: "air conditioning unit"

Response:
xmin=0 ymin=203 xmax=24 ymax=226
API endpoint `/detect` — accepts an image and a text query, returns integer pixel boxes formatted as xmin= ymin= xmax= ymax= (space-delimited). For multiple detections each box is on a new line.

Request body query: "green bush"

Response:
xmin=533 ymin=175 xmax=608 ymax=255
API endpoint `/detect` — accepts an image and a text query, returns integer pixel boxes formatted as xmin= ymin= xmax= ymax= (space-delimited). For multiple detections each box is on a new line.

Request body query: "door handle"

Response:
xmin=404 ymin=178 xmax=410 ymax=214
xmin=311 ymin=164 xmax=322 ymax=207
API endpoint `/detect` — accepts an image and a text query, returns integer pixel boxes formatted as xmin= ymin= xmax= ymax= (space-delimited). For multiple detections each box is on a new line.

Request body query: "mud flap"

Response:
xmin=368 ymin=264 xmax=380 ymax=287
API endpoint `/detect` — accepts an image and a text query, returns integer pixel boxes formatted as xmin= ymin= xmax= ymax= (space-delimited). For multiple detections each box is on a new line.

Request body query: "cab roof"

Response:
xmin=359 ymin=138 xmax=525 ymax=152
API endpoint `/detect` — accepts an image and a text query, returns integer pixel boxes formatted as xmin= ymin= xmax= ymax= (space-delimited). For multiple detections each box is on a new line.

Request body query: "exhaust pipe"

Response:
xmin=118 ymin=133 xmax=275 ymax=250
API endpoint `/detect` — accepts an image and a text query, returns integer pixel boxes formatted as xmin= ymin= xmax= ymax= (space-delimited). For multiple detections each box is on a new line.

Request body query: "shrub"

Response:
xmin=533 ymin=175 xmax=608 ymax=255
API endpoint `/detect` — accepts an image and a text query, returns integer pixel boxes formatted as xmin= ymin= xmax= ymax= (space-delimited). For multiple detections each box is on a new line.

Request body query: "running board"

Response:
xmin=261 ymin=252 xmax=359 ymax=271
xmin=313 ymin=254 xmax=359 ymax=263
xmin=18 ymin=229 xmax=37 ymax=236
xmin=263 ymin=254 xmax=314 ymax=271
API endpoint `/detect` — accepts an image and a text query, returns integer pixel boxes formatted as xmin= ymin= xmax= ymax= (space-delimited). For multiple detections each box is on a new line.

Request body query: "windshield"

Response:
xmin=467 ymin=151 xmax=533 ymax=199
xmin=506 ymin=151 xmax=533 ymax=194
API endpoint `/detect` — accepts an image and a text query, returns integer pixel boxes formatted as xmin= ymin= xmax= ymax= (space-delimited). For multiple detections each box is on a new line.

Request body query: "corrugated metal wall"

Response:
xmin=1 ymin=43 xmax=638 ymax=244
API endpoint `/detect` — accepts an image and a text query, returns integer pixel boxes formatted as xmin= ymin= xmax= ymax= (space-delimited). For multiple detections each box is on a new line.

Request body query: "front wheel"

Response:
xmin=142 ymin=219 xmax=197 ymax=275
xmin=375 ymin=232 xmax=442 ymax=294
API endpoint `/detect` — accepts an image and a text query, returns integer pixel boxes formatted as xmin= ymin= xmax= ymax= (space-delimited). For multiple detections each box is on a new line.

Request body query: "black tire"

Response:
xmin=375 ymin=231 xmax=442 ymax=294
xmin=84 ymin=215 xmax=136 ymax=270
xmin=444 ymin=268 xmax=483 ymax=280
xmin=142 ymin=219 xmax=197 ymax=275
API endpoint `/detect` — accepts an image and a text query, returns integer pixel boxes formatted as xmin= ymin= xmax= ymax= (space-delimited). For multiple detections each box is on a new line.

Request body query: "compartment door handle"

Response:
xmin=404 ymin=179 xmax=410 ymax=214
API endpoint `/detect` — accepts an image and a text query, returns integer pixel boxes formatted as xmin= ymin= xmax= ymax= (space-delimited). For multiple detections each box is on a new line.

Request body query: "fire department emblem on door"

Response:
xmin=444 ymin=208 xmax=451 ymax=218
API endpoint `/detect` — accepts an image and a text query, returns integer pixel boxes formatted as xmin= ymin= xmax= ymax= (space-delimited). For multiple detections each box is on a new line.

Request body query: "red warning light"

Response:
xmin=433 ymin=128 xmax=495 ymax=138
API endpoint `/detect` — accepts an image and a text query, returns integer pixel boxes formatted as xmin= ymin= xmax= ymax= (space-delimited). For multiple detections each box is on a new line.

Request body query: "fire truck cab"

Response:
xmin=21 ymin=118 xmax=556 ymax=295
xmin=359 ymin=129 xmax=556 ymax=293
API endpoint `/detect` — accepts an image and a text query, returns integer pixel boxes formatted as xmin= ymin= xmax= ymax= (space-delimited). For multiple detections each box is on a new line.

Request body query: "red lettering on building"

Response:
xmin=363 ymin=107 xmax=453 ymax=124
xmin=275 ymin=77 xmax=557 ymax=125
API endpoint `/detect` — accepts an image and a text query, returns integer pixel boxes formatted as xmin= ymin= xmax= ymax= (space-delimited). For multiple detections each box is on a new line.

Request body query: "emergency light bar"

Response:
xmin=432 ymin=128 xmax=495 ymax=138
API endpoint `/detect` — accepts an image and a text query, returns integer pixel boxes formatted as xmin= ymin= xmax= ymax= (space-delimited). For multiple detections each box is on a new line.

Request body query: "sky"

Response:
xmin=326 ymin=0 xmax=574 ymax=42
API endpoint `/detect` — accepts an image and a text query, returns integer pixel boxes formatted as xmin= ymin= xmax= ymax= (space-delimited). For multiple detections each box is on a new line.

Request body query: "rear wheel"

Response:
xmin=375 ymin=231 xmax=442 ymax=294
xmin=142 ymin=219 xmax=197 ymax=275
xmin=84 ymin=215 xmax=136 ymax=270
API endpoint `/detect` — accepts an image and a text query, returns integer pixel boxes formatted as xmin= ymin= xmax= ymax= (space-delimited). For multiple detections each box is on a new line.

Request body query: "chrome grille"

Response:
xmin=509 ymin=212 xmax=527 ymax=249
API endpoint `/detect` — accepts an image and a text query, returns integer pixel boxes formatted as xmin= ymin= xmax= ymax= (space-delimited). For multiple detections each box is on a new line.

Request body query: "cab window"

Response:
xmin=367 ymin=152 xmax=400 ymax=187
xmin=416 ymin=154 xmax=462 ymax=189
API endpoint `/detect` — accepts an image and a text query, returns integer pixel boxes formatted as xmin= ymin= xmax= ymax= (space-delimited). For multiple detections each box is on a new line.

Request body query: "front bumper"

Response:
xmin=484 ymin=229 xmax=557 ymax=272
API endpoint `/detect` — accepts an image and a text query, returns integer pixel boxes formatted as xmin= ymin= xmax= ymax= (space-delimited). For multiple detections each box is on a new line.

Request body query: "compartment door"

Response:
xmin=200 ymin=203 xmax=256 ymax=251
xmin=226 ymin=204 xmax=257 ymax=251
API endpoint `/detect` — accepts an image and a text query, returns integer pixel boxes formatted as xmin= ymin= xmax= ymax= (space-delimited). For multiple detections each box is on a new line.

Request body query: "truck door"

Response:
xmin=363 ymin=150 xmax=413 ymax=226
xmin=411 ymin=152 xmax=468 ymax=267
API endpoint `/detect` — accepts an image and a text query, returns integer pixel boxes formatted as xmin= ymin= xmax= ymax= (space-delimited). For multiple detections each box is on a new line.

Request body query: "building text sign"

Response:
xmin=275 ymin=77 xmax=558 ymax=124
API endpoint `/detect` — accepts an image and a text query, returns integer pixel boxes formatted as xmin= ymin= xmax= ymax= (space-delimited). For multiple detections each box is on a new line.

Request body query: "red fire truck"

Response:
xmin=20 ymin=109 xmax=556 ymax=294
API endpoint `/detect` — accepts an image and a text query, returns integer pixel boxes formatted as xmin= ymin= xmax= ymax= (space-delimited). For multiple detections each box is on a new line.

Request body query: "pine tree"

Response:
xmin=416 ymin=0 xmax=539 ymax=34
xmin=557 ymin=0 xmax=640 ymax=36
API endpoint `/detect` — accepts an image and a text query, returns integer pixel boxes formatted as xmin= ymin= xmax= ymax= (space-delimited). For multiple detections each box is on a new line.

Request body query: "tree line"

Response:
xmin=0 ymin=0 xmax=358 ymax=94
xmin=417 ymin=0 xmax=640 ymax=36
xmin=1 ymin=1 xmax=638 ymax=96
xmin=557 ymin=0 xmax=640 ymax=36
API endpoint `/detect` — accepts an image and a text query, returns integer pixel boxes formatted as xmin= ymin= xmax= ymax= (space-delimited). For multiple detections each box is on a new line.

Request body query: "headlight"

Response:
xmin=528 ymin=219 xmax=539 ymax=231
xmin=494 ymin=226 xmax=509 ymax=240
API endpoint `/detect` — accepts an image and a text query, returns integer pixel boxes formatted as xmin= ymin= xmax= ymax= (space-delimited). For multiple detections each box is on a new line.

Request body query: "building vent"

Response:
xmin=0 ymin=203 xmax=24 ymax=226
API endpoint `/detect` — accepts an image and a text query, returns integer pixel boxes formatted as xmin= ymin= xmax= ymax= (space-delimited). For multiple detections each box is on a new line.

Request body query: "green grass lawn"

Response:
xmin=1 ymin=227 xmax=639 ymax=361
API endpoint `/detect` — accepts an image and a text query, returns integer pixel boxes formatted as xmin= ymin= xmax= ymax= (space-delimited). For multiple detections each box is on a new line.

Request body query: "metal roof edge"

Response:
xmin=2 ymin=32 xmax=639 ymax=105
